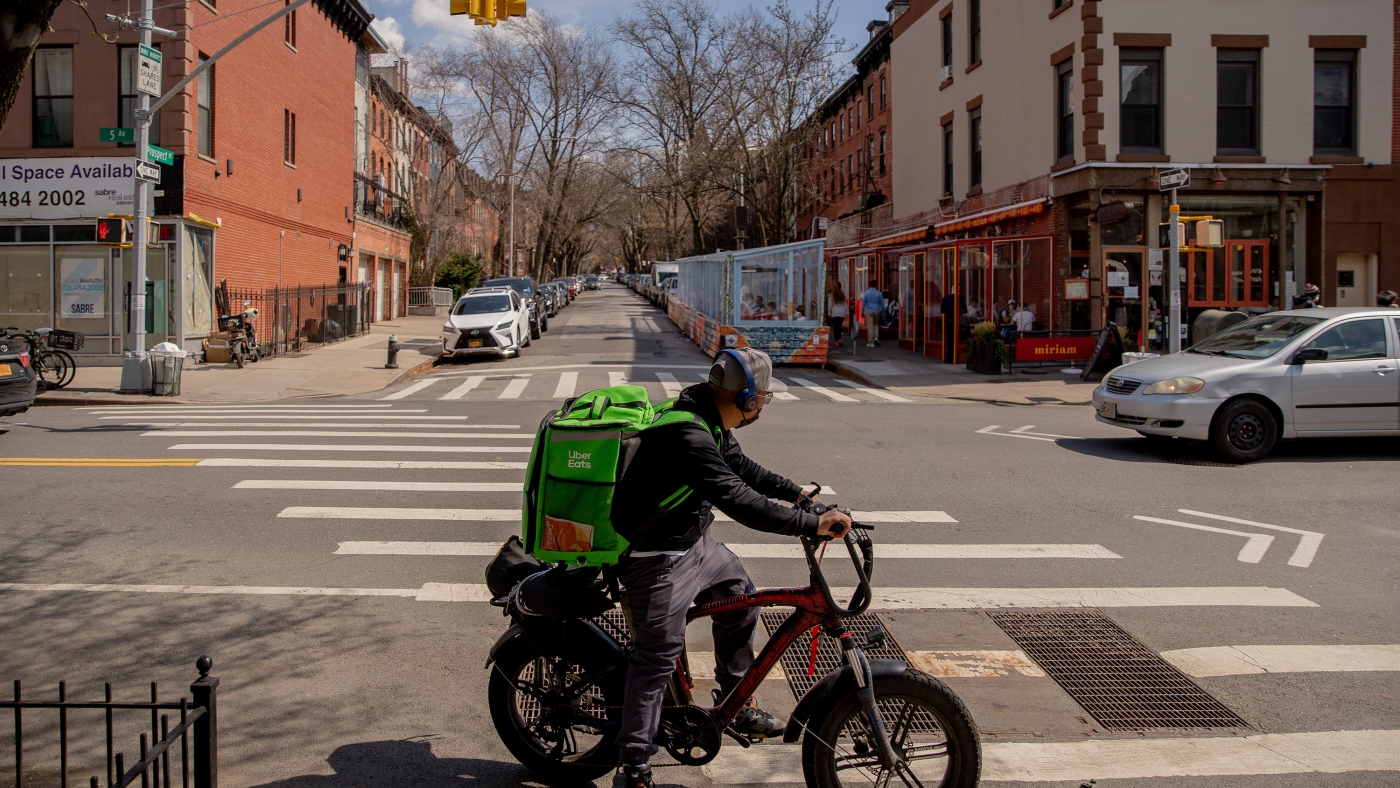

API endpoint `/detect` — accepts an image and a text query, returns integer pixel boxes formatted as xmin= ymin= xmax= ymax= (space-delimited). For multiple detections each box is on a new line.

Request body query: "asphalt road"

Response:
xmin=2 ymin=284 xmax=1398 ymax=788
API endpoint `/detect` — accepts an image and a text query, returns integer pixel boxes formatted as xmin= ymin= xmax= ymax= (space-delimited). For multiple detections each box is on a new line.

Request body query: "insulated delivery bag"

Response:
xmin=520 ymin=384 xmax=709 ymax=567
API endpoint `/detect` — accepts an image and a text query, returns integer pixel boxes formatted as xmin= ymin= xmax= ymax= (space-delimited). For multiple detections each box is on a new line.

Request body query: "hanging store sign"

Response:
xmin=0 ymin=158 xmax=136 ymax=219
xmin=933 ymin=198 xmax=1048 ymax=236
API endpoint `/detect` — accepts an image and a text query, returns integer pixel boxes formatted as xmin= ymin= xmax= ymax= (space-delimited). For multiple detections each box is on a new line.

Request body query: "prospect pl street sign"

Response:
xmin=146 ymin=145 xmax=174 ymax=166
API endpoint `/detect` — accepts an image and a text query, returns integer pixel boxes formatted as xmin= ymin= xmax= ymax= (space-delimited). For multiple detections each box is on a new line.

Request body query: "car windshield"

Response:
xmin=1189 ymin=314 xmax=1326 ymax=358
xmin=453 ymin=295 xmax=513 ymax=315
xmin=491 ymin=278 xmax=533 ymax=296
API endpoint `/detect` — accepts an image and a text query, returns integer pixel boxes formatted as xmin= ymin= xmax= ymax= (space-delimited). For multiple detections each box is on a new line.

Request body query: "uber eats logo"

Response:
xmin=567 ymin=450 xmax=592 ymax=469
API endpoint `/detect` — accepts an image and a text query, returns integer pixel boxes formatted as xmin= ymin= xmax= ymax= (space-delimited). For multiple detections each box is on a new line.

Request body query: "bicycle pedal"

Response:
xmin=721 ymin=728 xmax=754 ymax=748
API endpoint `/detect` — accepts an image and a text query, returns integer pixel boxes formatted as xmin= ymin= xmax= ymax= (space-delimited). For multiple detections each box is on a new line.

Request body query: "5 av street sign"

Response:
xmin=1158 ymin=167 xmax=1190 ymax=191
xmin=99 ymin=127 xmax=134 ymax=143
xmin=135 ymin=161 xmax=161 ymax=184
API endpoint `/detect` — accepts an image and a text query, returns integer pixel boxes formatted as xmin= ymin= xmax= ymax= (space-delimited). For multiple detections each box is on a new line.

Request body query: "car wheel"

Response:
xmin=530 ymin=320 xmax=541 ymax=340
xmin=541 ymin=315 xmax=549 ymax=332
xmin=523 ymin=326 xmax=531 ymax=347
xmin=1210 ymin=399 xmax=1277 ymax=464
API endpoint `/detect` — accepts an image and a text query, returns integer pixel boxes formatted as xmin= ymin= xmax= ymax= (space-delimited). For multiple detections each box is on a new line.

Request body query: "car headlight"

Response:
xmin=1142 ymin=376 xmax=1205 ymax=395
xmin=494 ymin=319 xmax=513 ymax=330
xmin=443 ymin=322 xmax=458 ymax=333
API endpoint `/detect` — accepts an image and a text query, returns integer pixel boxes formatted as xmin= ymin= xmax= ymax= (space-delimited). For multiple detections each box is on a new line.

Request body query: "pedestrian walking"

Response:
xmin=861 ymin=279 xmax=884 ymax=347
xmin=1376 ymin=290 xmax=1398 ymax=308
xmin=1293 ymin=283 xmax=1321 ymax=308
xmin=827 ymin=284 xmax=848 ymax=347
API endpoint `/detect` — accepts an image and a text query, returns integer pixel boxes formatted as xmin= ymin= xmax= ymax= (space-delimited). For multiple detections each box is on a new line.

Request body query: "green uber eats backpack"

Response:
xmin=521 ymin=384 xmax=717 ymax=567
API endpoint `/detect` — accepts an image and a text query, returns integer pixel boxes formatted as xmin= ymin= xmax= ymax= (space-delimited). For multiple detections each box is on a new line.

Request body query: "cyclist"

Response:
xmin=609 ymin=348 xmax=853 ymax=788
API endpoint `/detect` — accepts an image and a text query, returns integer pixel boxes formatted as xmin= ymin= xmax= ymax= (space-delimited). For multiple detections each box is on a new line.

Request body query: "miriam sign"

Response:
xmin=1014 ymin=336 xmax=1095 ymax=362
xmin=0 ymin=158 xmax=136 ymax=220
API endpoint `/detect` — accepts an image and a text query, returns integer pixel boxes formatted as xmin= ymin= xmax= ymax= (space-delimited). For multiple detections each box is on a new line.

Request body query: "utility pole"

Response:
xmin=1168 ymin=189 xmax=1181 ymax=354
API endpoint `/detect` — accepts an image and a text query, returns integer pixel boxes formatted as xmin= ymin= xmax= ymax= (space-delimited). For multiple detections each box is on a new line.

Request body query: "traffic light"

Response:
xmin=96 ymin=217 xmax=127 ymax=245
xmin=449 ymin=0 xmax=524 ymax=25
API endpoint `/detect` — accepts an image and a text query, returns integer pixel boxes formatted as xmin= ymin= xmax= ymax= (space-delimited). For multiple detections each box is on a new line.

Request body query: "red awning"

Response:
xmin=864 ymin=226 xmax=931 ymax=247
xmin=932 ymin=198 xmax=1049 ymax=236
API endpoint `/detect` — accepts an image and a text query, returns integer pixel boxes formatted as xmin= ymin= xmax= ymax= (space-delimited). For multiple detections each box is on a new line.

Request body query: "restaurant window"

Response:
xmin=942 ymin=122 xmax=953 ymax=197
xmin=197 ymin=55 xmax=214 ymax=157
xmin=1120 ymin=47 xmax=1163 ymax=153
xmin=1056 ymin=58 xmax=1074 ymax=161
xmin=941 ymin=12 xmax=953 ymax=70
xmin=736 ymin=245 xmax=821 ymax=325
xmin=968 ymin=0 xmax=981 ymax=65
xmin=118 ymin=46 xmax=161 ymax=147
xmin=1217 ymin=49 xmax=1260 ymax=154
xmin=1314 ymin=49 xmax=1356 ymax=155
xmin=969 ymin=108 xmax=982 ymax=189
xmin=33 ymin=47 xmax=73 ymax=148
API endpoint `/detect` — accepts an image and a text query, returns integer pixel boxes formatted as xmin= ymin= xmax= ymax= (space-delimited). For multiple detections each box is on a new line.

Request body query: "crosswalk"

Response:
xmin=375 ymin=367 xmax=917 ymax=403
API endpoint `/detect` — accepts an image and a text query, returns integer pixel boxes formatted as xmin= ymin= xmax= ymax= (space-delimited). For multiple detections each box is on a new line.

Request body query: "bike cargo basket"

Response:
xmin=46 ymin=329 xmax=84 ymax=351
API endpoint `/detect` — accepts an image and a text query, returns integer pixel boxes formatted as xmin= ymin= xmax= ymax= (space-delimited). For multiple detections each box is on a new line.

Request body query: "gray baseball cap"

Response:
xmin=709 ymin=348 xmax=788 ymax=393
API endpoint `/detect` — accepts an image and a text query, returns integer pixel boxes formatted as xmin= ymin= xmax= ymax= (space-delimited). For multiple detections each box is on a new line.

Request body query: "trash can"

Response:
xmin=150 ymin=343 xmax=188 ymax=396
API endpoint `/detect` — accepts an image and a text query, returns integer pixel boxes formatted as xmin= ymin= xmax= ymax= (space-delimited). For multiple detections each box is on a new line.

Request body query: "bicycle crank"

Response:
xmin=660 ymin=705 xmax=722 ymax=765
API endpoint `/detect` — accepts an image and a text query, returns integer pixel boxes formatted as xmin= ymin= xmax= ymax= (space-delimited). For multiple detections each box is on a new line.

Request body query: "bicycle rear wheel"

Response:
xmin=35 ymin=351 xmax=69 ymax=390
xmin=801 ymin=669 xmax=980 ymax=788
xmin=50 ymin=349 xmax=75 ymax=388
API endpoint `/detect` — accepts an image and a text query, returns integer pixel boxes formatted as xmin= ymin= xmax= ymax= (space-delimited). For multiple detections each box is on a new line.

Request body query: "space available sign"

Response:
xmin=60 ymin=258 xmax=106 ymax=319
xmin=0 ymin=158 xmax=136 ymax=220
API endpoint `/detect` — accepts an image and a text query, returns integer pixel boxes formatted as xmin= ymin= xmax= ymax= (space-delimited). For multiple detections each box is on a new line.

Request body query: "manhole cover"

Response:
xmin=990 ymin=610 xmax=1250 ymax=731
xmin=1166 ymin=456 xmax=1240 ymax=468
xmin=759 ymin=612 xmax=909 ymax=695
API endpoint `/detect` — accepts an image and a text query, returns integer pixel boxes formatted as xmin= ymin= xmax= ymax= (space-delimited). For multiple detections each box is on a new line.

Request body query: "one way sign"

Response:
xmin=136 ymin=160 xmax=161 ymax=184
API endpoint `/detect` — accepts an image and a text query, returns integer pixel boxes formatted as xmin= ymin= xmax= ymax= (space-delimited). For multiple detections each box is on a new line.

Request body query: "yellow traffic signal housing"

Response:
xmin=505 ymin=0 xmax=526 ymax=17
xmin=96 ymin=217 xmax=127 ymax=245
xmin=449 ymin=0 xmax=521 ymax=24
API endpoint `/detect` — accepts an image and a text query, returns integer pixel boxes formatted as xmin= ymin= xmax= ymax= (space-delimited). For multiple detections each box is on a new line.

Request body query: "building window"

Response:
xmin=1056 ymin=58 xmax=1074 ymax=161
xmin=867 ymin=85 xmax=874 ymax=118
xmin=284 ymin=109 xmax=296 ymax=165
xmin=1054 ymin=0 xmax=1071 ymax=8
xmin=284 ymin=0 xmax=297 ymax=48
xmin=1217 ymin=49 xmax=1259 ymax=154
xmin=968 ymin=0 xmax=981 ymax=64
xmin=1119 ymin=48 xmax=1163 ymax=153
xmin=942 ymin=122 xmax=953 ymax=197
xmin=880 ymin=75 xmax=886 ymax=111
xmin=879 ymin=130 xmax=887 ymax=174
xmin=119 ymin=45 xmax=160 ymax=147
xmin=941 ymin=13 xmax=953 ymax=70
xmin=855 ymin=101 xmax=861 ymax=131
xmin=969 ymin=108 xmax=982 ymax=189
xmin=32 ymin=47 xmax=73 ymax=148
xmin=839 ymin=114 xmax=845 ymax=141
xmin=197 ymin=55 xmax=214 ymax=157
xmin=1314 ymin=49 xmax=1356 ymax=155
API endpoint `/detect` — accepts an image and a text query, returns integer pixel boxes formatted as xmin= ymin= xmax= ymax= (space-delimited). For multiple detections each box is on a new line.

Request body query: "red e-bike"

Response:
xmin=486 ymin=502 xmax=981 ymax=788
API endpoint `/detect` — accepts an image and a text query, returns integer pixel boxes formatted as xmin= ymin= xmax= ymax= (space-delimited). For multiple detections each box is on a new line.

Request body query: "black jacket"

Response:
xmin=612 ymin=384 xmax=820 ymax=553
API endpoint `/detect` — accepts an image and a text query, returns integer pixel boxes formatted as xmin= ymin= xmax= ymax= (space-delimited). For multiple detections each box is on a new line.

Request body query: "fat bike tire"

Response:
xmin=801 ymin=669 xmax=980 ymax=788
xmin=487 ymin=638 xmax=619 ymax=783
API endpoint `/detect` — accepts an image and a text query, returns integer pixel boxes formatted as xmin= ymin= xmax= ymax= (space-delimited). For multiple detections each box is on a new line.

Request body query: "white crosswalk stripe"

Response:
xmin=498 ymin=376 xmax=531 ymax=399
xmin=170 ymin=444 xmax=531 ymax=453
xmin=197 ymin=459 xmax=526 ymax=469
xmin=656 ymin=372 xmax=682 ymax=398
xmin=145 ymin=430 xmax=529 ymax=438
xmin=553 ymin=371 xmax=578 ymax=398
xmin=236 ymin=480 xmax=523 ymax=492
xmin=786 ymin=376 xmax=859 ymax=402
xmin=283 ymin=506 xmax=957 ymax=523
xmin=380 ymin=379 xmax=438 ymax=400
xmin=439 ymin=375 xmax=484 ymax=400
xmin=332 ymin=541 xmax=1117 ymax=559
xmin=608 ymin=370 xmax=628 ymax=387
xmin=835 ymin=378 xmax=912 ymax=402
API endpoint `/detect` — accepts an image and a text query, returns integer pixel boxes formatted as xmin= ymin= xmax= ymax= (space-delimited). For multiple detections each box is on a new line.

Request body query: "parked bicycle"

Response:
xmin=484 ymin=495 xmax=981 ymax=788
xmin=1 ymin=326 xmax=82 ymax=390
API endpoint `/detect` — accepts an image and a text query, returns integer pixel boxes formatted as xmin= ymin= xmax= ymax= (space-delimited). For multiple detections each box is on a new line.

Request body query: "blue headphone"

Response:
xmin=718 ymin=349 xmax=760 ymax=413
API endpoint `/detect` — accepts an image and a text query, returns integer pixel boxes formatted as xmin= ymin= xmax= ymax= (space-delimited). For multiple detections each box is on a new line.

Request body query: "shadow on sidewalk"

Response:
xmin=247 ymin=739 xmax=527 ymax=788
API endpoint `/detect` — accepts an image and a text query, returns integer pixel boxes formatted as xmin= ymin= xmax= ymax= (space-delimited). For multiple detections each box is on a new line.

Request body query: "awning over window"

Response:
xmin=933 ymin=198 xmax=1049 ymax=236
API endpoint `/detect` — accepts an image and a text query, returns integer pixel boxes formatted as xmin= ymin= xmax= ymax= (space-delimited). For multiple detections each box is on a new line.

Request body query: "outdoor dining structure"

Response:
xmin=665 ymin=239 xmax=828 ymax=364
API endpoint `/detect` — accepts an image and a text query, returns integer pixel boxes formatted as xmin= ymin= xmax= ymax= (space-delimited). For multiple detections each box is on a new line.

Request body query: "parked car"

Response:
xmin=485 ymin=276 xmax=547 ymax=338
xmin=550 ymin=279 xmax=571 ymax=306
xmin=584 ymin=275 xmax=600 ymax=291
xmin=0 ymin=331 xmax=37 ymax=417
xmin=541 ymin=284 xmax=558 ymax=317
xmin=1092 ymin=308 xmax=1400 ymax=463
xmin=442 ymin=290 xmax=531 ymax=359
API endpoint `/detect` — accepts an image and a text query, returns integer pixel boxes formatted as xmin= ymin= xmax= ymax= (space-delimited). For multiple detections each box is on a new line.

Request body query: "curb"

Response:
xmin=825 ymin=359 xmax=1090 ymax=407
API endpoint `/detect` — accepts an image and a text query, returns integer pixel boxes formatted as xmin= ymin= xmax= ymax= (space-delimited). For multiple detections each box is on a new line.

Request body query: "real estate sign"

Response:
xmin=0 ymin=158 xmax=136 ymax=219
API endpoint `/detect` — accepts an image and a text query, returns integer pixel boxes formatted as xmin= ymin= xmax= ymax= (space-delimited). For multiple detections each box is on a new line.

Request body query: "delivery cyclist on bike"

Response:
xmin=609 ymin=348 xmax=853 ymax=788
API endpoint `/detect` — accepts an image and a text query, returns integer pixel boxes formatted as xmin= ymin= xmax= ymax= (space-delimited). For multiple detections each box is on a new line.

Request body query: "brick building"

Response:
xmin=799 ymin=3 xmax=899 ymax=245
xmin=0 ymin=0 xmax=371 ymax=356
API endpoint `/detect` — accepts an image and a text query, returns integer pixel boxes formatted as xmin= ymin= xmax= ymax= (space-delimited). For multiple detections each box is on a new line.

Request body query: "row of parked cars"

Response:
xmin=441 ymin=274 xmax=592 ymax=359
xmin=619 ymin=271 xmax=677 ymax=309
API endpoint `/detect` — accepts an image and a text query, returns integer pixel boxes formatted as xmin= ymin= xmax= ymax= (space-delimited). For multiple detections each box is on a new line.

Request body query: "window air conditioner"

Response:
xmin=940 ymin=65 xmax=953 ymax=82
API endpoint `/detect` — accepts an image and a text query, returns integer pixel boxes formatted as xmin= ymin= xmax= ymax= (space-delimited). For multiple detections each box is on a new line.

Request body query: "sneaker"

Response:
xmin=730 ymin=700 xmax=785 ymax=740
xmin=866 ymin=342 xmax=875 ymax=347
xmin=613 ymin=764 xmax=654 ymax=788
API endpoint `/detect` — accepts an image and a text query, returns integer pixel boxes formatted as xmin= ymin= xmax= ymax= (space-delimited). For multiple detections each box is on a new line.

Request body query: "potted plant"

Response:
xmin=966 ymin=321 xmax=1005 ymax=375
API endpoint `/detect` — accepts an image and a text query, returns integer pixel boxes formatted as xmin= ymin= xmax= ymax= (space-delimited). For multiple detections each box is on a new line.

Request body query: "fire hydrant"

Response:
xmin=385 ymin=335 xmax=400 ymax=369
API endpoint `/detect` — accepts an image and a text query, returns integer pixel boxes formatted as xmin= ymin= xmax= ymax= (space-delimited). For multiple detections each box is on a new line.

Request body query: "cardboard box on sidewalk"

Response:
xmin=204 ymin=332 xmax=231 ymax=364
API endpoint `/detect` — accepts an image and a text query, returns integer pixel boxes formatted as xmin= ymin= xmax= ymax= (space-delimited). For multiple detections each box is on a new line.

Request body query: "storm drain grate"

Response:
xmin=595 ymin=608 xmax=632 ymax=648
xmin=1166 ymin=456 xmax=1241 ymax=468
xmin=990 ymin=609 xmax=1250 ymax=731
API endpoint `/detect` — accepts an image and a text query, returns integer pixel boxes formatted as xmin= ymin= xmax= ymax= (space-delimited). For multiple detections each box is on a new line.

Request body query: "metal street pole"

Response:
xmin=1168 ymin=188 xmax=1181 ymax=353
xmin=507 ymin=174 xmax=514 ymax=277
xmin=119 ymin=0 xmax=156 ymax=391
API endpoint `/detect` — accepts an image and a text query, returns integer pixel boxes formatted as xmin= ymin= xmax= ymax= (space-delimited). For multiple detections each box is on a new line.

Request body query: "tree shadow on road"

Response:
xmin=246 ymin=739 xmax=553 ymax=788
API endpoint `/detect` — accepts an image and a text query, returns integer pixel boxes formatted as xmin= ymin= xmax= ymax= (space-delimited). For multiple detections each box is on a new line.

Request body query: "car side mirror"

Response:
xmin=1293 ymin=348 xmax=1328 ymax=364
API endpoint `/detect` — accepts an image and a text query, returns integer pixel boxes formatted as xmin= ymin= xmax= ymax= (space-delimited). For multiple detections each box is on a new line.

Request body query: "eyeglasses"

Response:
xmin=756 ymin=391 xmax=775 ymax=404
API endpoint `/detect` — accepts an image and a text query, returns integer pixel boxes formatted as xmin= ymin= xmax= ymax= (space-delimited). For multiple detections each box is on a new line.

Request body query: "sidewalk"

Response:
xmin=825 ymin=336 xmax=1098 ymax=406
xmin=34 ymin=315 xmax=446 ymax=405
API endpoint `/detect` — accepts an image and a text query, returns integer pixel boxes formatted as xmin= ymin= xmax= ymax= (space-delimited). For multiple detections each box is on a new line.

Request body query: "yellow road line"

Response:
xmin=0 ymin=458 xmax=202 ymax=467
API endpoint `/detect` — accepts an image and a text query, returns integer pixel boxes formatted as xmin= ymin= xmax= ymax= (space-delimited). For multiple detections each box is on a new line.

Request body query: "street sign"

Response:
xmin=146 ymin=145 xmax=174 ymax=166
xmin=1158 ymin=167 xmax=1190 ymax=191
xmin=99 ymin=127 xmax=135 ymax=144
xmin=135 ymin=161 xmax=161 ymax=184
xmin=137 ymin=44 xmax=162 ymax=97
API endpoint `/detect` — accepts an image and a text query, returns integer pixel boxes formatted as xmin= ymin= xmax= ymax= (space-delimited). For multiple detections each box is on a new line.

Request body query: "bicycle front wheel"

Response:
xmin=801 ymin=669 xmax=980 ymax=788
xmin=50 ymin=349 xmax=75 ymax=388
xmin=35 ymin=351 xmax=69 ymax=389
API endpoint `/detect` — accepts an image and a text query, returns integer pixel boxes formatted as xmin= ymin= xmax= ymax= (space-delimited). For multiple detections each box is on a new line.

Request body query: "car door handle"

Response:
xmin=1376 ymin=366 xmax=1396 ymax=375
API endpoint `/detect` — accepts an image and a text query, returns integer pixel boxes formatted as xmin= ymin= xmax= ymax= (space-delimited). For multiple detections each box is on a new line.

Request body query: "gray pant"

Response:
xmin=616 ymin=534 xmax=757 ymax=766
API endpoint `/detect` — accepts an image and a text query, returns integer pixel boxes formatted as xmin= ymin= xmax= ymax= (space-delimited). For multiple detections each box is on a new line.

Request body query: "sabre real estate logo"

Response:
xmin=567 ymin=450 xmax=592 ymax=469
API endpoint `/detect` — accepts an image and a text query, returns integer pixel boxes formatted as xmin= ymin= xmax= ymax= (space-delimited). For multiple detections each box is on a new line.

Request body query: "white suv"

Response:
xmin=442 ymin=290 xmax=530 ymax=358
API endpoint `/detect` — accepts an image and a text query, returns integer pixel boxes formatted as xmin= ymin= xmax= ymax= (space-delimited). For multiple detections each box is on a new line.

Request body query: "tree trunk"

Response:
xmin=0 ymin=0 xmax=65 ymax=132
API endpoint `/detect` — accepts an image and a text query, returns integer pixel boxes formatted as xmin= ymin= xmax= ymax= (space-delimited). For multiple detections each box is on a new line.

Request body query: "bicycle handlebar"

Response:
xmin=796 ymin=493 xmax=875 ymax=618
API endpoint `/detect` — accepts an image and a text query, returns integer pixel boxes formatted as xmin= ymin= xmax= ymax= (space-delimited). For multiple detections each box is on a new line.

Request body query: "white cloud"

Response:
xmin=371 ymin=16 xmax=407 ymax=51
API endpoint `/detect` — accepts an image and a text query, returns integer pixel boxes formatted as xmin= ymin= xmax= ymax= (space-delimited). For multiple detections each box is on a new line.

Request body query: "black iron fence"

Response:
xmin=221 ymin=283 xmax=374 ymax=357
xmin=3 ymin=657 xmax=218 ymax=788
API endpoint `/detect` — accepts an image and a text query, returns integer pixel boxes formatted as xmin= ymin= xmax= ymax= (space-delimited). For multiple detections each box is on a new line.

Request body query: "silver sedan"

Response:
xmin=1091 ymin=307 xmax=1400 ymax=462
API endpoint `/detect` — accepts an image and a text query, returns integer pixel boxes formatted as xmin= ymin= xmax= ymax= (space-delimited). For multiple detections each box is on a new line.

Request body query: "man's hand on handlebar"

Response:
xmin=816 ymin=508 xmax=853 ymax=539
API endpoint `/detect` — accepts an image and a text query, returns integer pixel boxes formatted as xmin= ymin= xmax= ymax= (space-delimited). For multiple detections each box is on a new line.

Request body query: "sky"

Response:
xmin=364 ymin=0 xmax=889 ymax=72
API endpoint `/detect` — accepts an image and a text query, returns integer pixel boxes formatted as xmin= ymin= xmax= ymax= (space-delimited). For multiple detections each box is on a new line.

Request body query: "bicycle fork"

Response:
xmin=840 ymin=632 xmax=903 ymax=773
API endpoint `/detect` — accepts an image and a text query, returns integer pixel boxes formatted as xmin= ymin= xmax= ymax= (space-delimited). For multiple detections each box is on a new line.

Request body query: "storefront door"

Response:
xmin=121 ymin=246 xmax=171 ymax=350
xmin=898 ymin=253 xmax=920 ymax=350
xmin=375 ymin=260 xmax=386 ymax=322
xmin=1227 ymin=241 xmax=1268 ymax=307
xmin=1104 ymin=248 xmax=1148 ymax=351
xmin=958 ymin=243 xmax=989 ymax=361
